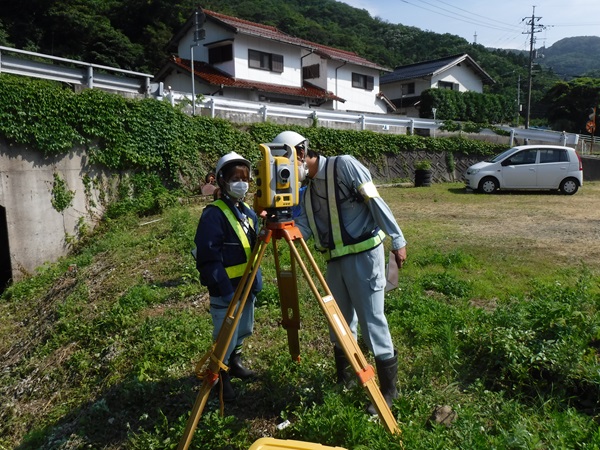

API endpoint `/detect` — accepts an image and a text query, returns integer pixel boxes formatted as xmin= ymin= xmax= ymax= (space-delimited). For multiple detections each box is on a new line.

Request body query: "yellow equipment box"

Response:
xmin=249 ymin=438 xmax=347 ymax=450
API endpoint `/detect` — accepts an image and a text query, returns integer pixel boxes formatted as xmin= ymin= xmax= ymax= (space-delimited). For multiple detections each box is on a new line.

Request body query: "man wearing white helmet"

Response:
xmin=272 ymin=131 xmax=309 ymax=217
xmin=194 ymin=151 xmax=262 ymax=401
xmin=272 ymin=131 xmax=407 ymax=415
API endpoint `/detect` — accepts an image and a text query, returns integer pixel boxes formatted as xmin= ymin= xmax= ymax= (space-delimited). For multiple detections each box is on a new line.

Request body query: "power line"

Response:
xmin=432 ymin=0 xmax=524 ymax=31
xmin=400 ymin=0 xmax=523 ymax=33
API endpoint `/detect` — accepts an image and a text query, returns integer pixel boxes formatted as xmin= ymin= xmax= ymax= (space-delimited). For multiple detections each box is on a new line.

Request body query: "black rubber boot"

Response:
xmin=334 ymin=345 xmax=355 ymax=387
xmin=217 ymin=370 xmax=236 ymax=401
xmin=367 ymin=351 xmax=398 ymax=415
xmin=228 ymin=351 xmax=256 ymax=380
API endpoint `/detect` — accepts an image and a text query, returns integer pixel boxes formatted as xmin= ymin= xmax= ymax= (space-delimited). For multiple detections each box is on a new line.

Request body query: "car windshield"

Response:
xmin=488 ymin=148 xmax=518 ymax=163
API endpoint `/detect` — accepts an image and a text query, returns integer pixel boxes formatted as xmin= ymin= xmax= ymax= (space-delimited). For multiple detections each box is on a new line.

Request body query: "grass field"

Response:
xmin=1 ymin=181 xmax=599 ymax=449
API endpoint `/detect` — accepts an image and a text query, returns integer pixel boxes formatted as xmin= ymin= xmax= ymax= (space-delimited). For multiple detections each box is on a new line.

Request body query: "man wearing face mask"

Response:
xmin=272 ymin=130 xmax=407 ymax=416
xmin=194 ymin=151 xmax=262 ymax=401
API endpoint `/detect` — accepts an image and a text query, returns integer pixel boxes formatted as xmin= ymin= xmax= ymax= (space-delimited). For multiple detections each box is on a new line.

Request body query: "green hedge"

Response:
xmin=0 ymin=74 xmax=507 ymax=190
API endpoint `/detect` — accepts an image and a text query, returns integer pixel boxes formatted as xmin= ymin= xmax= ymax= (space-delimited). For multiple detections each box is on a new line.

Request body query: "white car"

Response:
xmin=464 ymin=145 xmax=583 ymax=195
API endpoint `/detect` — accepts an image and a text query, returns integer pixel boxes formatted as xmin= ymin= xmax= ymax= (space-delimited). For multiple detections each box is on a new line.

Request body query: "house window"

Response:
xmin=208 ymin=44 xmax=233 ymax=64
xmin=303 ymin=64 xmax=320 ymax=79
xmin=401 ymin=83 xmax=415 ymax=95
xmin=248 ymin=49 xmax=284 ymax=73
xmin=438 ymin=81 xmax=455 ymax=90
xmin=352 ymin=73 xmax=374 ymax=91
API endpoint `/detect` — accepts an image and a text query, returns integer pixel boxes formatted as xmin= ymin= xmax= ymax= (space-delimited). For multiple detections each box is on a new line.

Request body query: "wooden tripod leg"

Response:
xmin=281 ymin=227 xmax=402 ymax=438
xmin=177 ymin=229 xmax=272 ymax=450
xmin=273 ymin=239 xmax=301 ymax=362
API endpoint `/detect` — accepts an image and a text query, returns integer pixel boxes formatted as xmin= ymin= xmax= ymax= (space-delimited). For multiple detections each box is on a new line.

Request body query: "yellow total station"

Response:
xmin=254 ymin=142 xmax=300 ymax=212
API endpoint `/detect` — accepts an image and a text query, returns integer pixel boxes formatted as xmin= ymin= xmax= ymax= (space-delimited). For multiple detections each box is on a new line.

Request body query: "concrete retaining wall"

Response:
xmin=0 ymin=141 xmax=111 ymax=285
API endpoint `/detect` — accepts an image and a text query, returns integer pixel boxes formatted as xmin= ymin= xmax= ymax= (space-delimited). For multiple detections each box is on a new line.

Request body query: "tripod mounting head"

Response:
xmin=254 ymin=142 xmax=301 ymax=222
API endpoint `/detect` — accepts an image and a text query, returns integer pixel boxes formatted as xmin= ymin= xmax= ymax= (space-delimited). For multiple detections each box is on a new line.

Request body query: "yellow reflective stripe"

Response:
xmin=326 ymin=158 xmax=343 ymax=251
xmin=328 ymin=229 xmax=385 ymax=260
xmin=213 ymin=200 xmax=252 ymax=279
xmin=225 ymin=262 xmax=247 ymax=278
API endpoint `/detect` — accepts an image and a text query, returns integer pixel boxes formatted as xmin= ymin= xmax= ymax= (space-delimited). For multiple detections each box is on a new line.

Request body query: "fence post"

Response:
xmin=87 ymin=66 xmax=94 ymax=89
xmin=360 ymin=114 xmax=366 ymax=130
xmin=208 ymin=98 xmax=215 ymax=118
xmin=260 ymin=105 xmax=268 ymax=122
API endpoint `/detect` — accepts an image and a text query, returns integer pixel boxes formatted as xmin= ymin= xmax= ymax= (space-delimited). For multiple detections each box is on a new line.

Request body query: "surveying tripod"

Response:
xmin=178 ymin=214 xmax=401 ymax=450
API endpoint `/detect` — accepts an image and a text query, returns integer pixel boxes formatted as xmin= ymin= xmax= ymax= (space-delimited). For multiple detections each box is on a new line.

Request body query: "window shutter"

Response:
xmin=303 ymin=64 xmax=320 ymax=79
xmin=249 ymin=49 xmax=260 ymax=68
xmin=272 ymin=54 xmax=284 ymax=73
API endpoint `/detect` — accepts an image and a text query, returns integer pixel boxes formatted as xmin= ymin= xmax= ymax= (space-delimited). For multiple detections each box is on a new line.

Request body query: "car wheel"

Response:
xmin=559 ymin=178 xmax=579 ymax=195
xmin=478 ymin=177 xmax=498 ymax=194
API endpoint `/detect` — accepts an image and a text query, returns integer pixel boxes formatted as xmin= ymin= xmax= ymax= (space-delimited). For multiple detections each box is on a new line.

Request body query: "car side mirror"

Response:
xmin=501 ymin=159 xmax=511 ymax=167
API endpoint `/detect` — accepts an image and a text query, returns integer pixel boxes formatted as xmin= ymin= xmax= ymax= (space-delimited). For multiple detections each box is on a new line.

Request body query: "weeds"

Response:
xmin=2 ymin=183 xmax=600 ymax=449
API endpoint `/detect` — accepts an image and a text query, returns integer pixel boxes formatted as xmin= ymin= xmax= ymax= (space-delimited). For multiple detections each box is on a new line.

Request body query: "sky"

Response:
xmin=339 ymin=0 xmax=600 ymax=50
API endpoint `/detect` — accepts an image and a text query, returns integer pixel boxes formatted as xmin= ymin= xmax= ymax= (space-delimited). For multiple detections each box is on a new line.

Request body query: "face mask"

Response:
xmin=298 ymin=161 xmax=309 ymax=182
xmin=226 ymin=181 xmax=249 ymax=199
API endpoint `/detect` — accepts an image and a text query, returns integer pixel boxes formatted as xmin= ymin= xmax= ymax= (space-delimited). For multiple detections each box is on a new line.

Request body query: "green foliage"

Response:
xmin=421 ymin=88 xmax=515 ymax=124
xmin=50 ymin=172 xmax=76 ymax=213
xmin=445 ymin=151 xmax=456 ymax=173
xmin=541 ymin=36 xmax=600 ymax=80
xmin=105 ymin=173 xmax=178 ymax=218
xmin=460 ymin=272 xmax=600 ymax=402
xmin=414 ymin=159 xmax=431 ymax=170
xmin=420 ymin=272 xmax=472 ymax=299
xmin=542 ymin=77 xmax=600 ymax=133
xmin=0 ymin=75 xmax=84 ymax=153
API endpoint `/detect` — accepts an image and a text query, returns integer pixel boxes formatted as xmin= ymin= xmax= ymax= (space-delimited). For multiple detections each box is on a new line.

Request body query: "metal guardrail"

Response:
xmin=0 ymin=46 xmax=153 ymax=94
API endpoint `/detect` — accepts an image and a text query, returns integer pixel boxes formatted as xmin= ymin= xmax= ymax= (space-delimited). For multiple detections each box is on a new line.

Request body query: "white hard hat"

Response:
xmin=272 ymin=131 xmax=307 ymax=148
xmin=215 ymin=151 xmax=251 ymax=178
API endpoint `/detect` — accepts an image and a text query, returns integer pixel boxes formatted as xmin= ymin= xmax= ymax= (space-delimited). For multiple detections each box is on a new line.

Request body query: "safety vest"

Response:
xmin=212 ymin=199 xmax=256 ymax=279
xmin=305 ymin=157 xmax=385 ymax=261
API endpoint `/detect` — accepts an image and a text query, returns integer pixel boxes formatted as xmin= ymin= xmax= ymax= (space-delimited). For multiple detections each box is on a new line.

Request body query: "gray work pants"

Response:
xmin=325 ymin=244 xmax=395 ymax=361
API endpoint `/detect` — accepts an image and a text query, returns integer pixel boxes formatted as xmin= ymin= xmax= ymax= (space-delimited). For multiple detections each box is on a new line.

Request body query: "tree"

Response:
xmin=543 ymin=77 xmax=600 ymax=133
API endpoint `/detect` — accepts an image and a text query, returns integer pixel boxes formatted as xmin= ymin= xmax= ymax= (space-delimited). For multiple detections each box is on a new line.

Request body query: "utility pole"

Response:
xmin=523 ymin=6 xmax=545 ymax=129
xmin=516 ymin=73 xmax=521 ymax=126
xmin=190 ymin=9 xmax=206 ymax=115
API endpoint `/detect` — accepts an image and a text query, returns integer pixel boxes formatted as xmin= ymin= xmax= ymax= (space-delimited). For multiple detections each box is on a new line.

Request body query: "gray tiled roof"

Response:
xmin=380 ymin=53 xmax=494 ymax=85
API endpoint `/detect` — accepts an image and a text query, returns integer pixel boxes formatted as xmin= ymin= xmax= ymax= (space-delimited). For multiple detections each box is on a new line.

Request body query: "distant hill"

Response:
xmin=539 ymin=36 xmax=600 ymax=78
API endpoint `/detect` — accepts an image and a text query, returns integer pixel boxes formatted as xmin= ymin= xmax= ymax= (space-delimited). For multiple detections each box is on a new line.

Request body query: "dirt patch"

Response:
xmin=384 ymin=182 xmax=600 ymax=269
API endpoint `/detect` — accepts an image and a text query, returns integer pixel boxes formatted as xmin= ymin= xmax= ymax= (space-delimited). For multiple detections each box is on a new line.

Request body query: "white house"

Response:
xmin=380 ymin=53 xmax=495 ymax=117
xmin=154 ymin=8 xmax=392 ymax=114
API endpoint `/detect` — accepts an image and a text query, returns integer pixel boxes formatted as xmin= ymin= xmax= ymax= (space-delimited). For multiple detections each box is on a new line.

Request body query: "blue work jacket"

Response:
xmin=194 ymin=197 xmax=263 ymax=298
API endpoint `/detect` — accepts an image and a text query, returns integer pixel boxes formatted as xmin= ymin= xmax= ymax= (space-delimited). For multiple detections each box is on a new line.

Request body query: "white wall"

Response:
xmin=232 ymin=35 xmax=302 ymax=87
xmin=327 ymin=63 xmax=386 ymax=113
xmin=301 ymin=52 xmax=327 ymax=90
xmin=432 ymin=65 xmax=483 ymax=93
